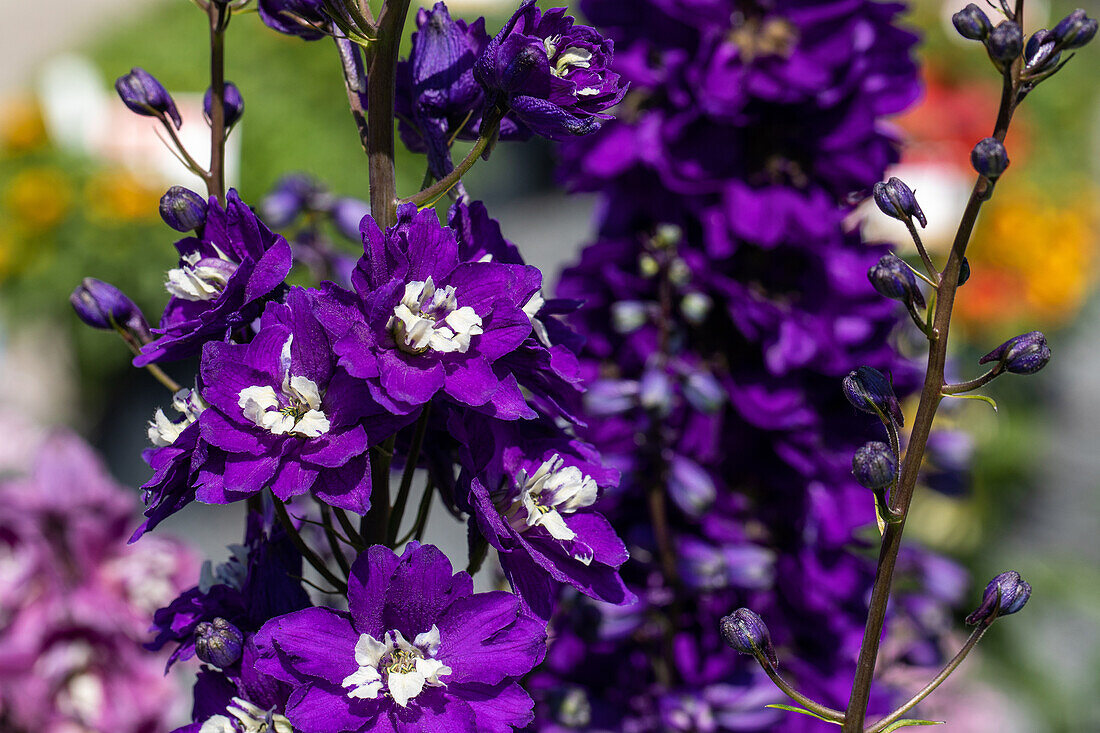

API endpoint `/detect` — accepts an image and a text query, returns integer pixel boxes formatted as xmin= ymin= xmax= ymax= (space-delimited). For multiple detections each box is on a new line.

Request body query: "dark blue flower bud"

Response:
xmin=204 ymin=82 xmax=245 ymax=128
xmin=115 ymin=68 xmax=182 ymax=129
xmin=953 ymin=3 xmax=992 ymax=40
xmin=70 ymin=278 xmax=151 ymax=341
xmin=720 ymin=608 xmax=778 ymax=668
xmin=1025 ymin=29 xmax=1062 ymax=72
xmin=987 ymin=21 xmax=1024 ymax=65
xmin=873 ymin=177 xmax=926 ymax=228
xmin=843 ymin=366 xmax=904 ymax=426
xmin=868 ymin=253 xmax=925 ymax=308
xmin=852 ymin=441 xmax=896 ymax=491
xmin=159 ymin=186 xmax=208 ymax=232
xmin=959 ymin=257 xmax=971 ymax=286
xmin=970 ymin=137 xmax=1009 ymax=179
xmin=965 ymin=571 xmax=1032 ymax=625
xmin=1053 ymin=9 xmax=1098 ymax=49
xmin=979 ymin=331 xmax=1050 ymax=374
xmin=257 ymin=0 xmax=328 ymax=40
xmin=194 ymin=617 xmax=244 ymax=668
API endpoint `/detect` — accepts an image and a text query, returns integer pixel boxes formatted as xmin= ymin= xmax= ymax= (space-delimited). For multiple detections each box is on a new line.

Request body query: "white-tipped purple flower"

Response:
xmin=194 ymin=617 xmax=244 ymax=668
xmin=852 ymin=441 xmax=896 ymax=491
xmin=843 ymin=366 xmax=904 ymax=426
xmin=980 ymin=331 xmax=1051 ymax=374
xmin=873 ymin=177 xmax=926 ymax=228
xmin=204 ymin=81 xmax=245 ymax=128
xmin=159 ymin=186 xmax=208 ymax=232
xmin=987 ymin=21 xmax=1024 ymax=67
xmin=720 ymin=608 xmax=778 ymax=668
xmin=965 ymin=571 xmax=1032 ymax=625
xmin=952 ymin=3 xmax=992 ymax=41
xmin=70 ymin=277 xmax=151 ymax=341
xmin=971 ymin=137 xmax=1009 ymax=179
xmin=868 ymin=253 xmax=925 ymax=308
xmin=115 ymin=68 xmax=182 ymax=128
xmin=1053 ymin=9 xmax=1098 ymax=49
xmin=1024 ymin=29 xmax=1062 ymax=74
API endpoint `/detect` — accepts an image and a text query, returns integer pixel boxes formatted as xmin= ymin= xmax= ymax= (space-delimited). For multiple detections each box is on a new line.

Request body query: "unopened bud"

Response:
xmin=194 ymin=617 xmax=244 ymax=668
xmin=159 ymin=186 xmax=208 ymax=232
xmin=204 ymin=82 xmax=245 ymax=128
xmin=843 ymin=366 xmax=904 ymax=426
xmin=70 ymin=278 xmax=151 ymax=341
xmin=852 ymin=441 xmax=896 ymax=491
xmin=868 ymin=253 xmax=925 ymax=308
xmin=1053 ymin=9 xmax=1098 ymax=49
xmin=979 ymin=331 xmax=1050 ymax=375
xmin=953 ymin=3 xmax=992 ymax=40
xmin=720 ymin=608 xmax=778 ymax=668
xmin=965 ymin=571 xmax=1031 ymax=625
xmin=971 ymin=137 xmax=1009 ymax=179
xmin=987 ymin=21 xmax=1024 ymax=66
xmin=1024 ymin=29 xmax=1061 ymax=73
xmin=958 ymin=257 xmax=971 ymax=286
xmin=115 ymin=68 xmax=182 ymax=129
xmin=873 ymin=177 xmax=926 ymax=228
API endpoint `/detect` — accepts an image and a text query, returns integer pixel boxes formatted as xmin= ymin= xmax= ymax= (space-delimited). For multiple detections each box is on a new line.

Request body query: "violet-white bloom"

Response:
xmin=323 ymin=203 xmax=540 ymax=417
xmin=474 ymin=0 xmax=627 ymax=140
xmin=253 ymin=542 xmax=546 ymax=732
xmin=196 ymin=287 xmax=398 ymax=512
xmin=137 ymin=189 xmax=293 ymax=366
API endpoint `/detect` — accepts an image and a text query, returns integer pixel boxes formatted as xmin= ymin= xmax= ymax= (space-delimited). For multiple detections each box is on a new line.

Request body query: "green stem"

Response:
xmin=319 ymin=503 xmax=352 ymax=577
xmin=365 ymin=0 xmax=413 ymax=228
xmin=761 ymin=662 xmax=846 ymax=723
xmin=272 ymin=496 xmax=347 ymax=593
xmin=387 ymin=406 xmax=431 ymax=545
xmin=903 ymin=219 xmax=938 ymax=285
xmin=206 ymin=2 xmax=228 ymax=203
xmin=361 ymin=435 xmax=396 ymax=544
xmin=865 ymin=625 xmax=989 ymax=733
xmin=402 ymin=120 xmax=499 ymax=209
xmin=942 ymin=368 xmax=1000 ymax=395
xmin=334 ymin=507 xmax=366 ymax=551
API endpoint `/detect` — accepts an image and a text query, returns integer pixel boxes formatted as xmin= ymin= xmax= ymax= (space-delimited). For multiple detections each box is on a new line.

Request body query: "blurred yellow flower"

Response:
xmin=85 ymin=169 xmax=161 ymax=223
xmin=956 ymin=180 xmax=1097 ymax=332
xmin=3 ymin=167 xmax=72 ymax=233
xmin=0 ymin=96 xmax=47 ymax=154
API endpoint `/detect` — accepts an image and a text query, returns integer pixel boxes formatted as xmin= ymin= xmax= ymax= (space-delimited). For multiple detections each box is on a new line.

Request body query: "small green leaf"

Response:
xmin=880 ymin=719 xmax=945 ymax=731
xmin=942 ymin=392 xmax=998 ymax=412
xmin=764 ymin=704 xmax=842 ymax=726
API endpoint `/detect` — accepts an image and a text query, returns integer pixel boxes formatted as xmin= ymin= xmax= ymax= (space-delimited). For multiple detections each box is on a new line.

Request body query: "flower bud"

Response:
xmin=952 ymin=3 xmax=992 ymax=40
xmin=720 ymin=608 xmax=778 ymax=668
xmin=70 ymin=278 xmax=151 ymax=341
xmin=114 ymin=68 xmax=182 ymax=129
xmin=873 ymin=177 xmax=926 ymax=228
xmin=852 ymin=441 xmax=896 ymax=491
xmin=159 ymin=186 xmax=208 ymax=232
xmin=194 ymin=617 xmax=244 ymax=668
xmin=1053 ymin=9 xmax=1098 ymax=49
xmin=970 ymin=137 xmax=1009 ymax=179
xmin=979 ymin=331 xmax=1050 ymax=375
xmin=204 ymin=82 xmax=245 ymax=128
xmin=987 ymin=21 xmax=1024 ymax=65
xmin=843 ymin=366 xmax=904 ymax=426
xmin=965 ymin=571 xmax=1031 ymax=625
xmin=867 ymin=253 xmax=925 ymax=308
xmin=1024 ymin=29 xmax=1061 ymax=72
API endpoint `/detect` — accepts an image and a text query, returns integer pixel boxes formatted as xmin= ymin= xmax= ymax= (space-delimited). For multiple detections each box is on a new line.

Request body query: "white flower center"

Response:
xmin=200 ymin=698 xmax=293 ymax=733
xmin=388 ymin=276 xmax=483 ymax=355
xmin=543 ymin=34 xmax=593 ymax=79
xmin=522 ymin=291 xmax=552 ymax=346
xmin=148 ymin=387 xmax=208 ymax=447
xmin=166 ymin=250 xmax=238 ymax=301
xmin=504 ymin=454 xmax=598 ymax=563
xmin=341 ymin=625 xmax=451 ymax=708
xmin=237 ymin=336 xmax=331 ymax=438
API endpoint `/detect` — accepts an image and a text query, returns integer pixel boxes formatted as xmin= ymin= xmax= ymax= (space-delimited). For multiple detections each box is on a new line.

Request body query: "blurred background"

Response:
xmin=0 ymin=0 xmax=1097 ymax=730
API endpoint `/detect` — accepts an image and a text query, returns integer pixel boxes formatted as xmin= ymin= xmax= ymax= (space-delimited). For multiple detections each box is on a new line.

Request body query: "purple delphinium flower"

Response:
xmin=455 ymin=413 xmax=630 ymax=619
xmin=257 ymin=0 xmax=329 ymax=40
xmin=253 ymin=542 xmax=546 ymax=732
xmin=397 ymin=3 xmax=530 ymax=191
xmin=321 ymin=202 xmax=540 ymax=418
xmin=473 ymin=0 xmax=627 ymax=140
xmin=136 ymin=189 xmax=293 ymax=366
xmin=196 ymin=287 xmax=400 ymax=513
